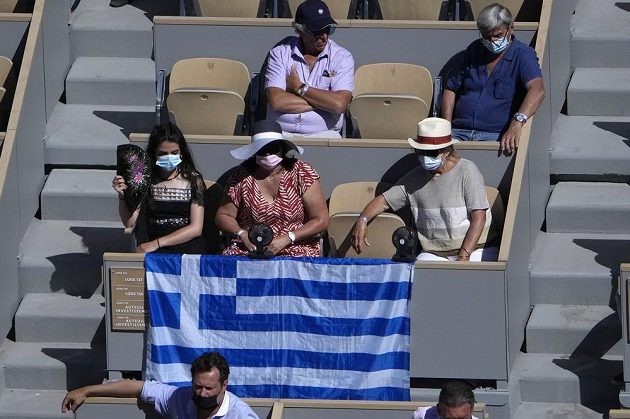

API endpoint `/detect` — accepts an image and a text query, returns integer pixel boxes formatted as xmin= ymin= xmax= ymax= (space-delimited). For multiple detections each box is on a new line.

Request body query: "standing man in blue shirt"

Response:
xmin=441 ymin=2 xmax=545 ymax=155
xmin=61 ymin=352 xmax=259 ymax=419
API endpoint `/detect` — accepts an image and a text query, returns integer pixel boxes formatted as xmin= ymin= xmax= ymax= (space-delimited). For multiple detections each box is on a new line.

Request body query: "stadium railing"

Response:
xmin=75 ymin=396 xmax=487 ymax=418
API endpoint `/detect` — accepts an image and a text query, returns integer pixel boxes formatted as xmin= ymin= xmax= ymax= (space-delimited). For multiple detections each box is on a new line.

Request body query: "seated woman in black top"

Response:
xmin=112 ymin=123 xmax=208 ymax=254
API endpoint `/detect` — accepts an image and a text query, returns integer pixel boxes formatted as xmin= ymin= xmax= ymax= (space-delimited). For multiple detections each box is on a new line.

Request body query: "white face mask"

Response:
xmin=419 ymin=154 xmax=443 ymax=171
xmin=255 ymin=153 xmax=283 ymax=171
xmin=481 ymin=32 xmax=510 ymax=54
xmin=156 ymin=154 xmax=182 ymax=171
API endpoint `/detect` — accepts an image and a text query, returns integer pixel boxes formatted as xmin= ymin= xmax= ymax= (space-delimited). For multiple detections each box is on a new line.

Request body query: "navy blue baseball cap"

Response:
xmin=295 ymin=0 xmax=337 ymax=33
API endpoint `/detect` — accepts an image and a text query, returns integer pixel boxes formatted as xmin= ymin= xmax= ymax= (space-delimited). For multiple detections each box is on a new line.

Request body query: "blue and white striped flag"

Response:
xmin=145 ymin=254 xmax=413 ymax=401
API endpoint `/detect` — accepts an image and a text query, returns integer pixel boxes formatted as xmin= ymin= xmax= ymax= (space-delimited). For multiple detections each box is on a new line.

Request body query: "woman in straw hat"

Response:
xmin=351 ymin=117 xmax=498 ymax=262
xmin=215 ymin=120 xmax=329 ymax=257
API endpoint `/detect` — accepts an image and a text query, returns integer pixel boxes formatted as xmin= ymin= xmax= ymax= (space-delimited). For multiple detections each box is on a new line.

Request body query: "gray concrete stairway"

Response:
xmin=45 ymin=104 xmax=154 ymax=167
xmin=513 ymin=0 xmax=630 ymax=417
xmin=0 ymin=0 xmax=162 ymax=416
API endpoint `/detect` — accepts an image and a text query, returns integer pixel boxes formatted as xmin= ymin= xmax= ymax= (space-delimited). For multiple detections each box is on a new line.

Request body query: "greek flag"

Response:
xmin=145 ymin=254 xmax=413 ymax=401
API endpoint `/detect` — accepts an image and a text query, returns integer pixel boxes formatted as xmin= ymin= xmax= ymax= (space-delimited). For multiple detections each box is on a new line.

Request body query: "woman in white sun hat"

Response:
xmin=215 ymin=120 xmax=328 ymax=257
xmin=351 ymin=117 xmax=498 ymax=262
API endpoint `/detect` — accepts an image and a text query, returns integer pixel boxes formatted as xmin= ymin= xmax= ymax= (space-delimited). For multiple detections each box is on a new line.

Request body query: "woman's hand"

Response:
xmin=351 ymin=218 xmax=370 ymax=254
xmin=61 ymin=388 xmax=87 ymax=413
xmin=266 ymin=234 xmax=292 ymax=255
xmin=136 ymin=240 xmax=159 ymax=254
xmin=239 ymin=233 xmax=257 ymax=253
xmin=112 ymin=175 xmax=127 ymax=199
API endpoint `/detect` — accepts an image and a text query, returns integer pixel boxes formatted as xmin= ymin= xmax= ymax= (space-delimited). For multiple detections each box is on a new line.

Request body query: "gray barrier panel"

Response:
xmin=411 ymin=266 xmax=507 ymax=379
xmin=154 ymin=21 xmax=536 ymax=79
xmin=131 ymin=139 xmax=513 ymax=198
xmin=42 ymin=0 xmax=70 ymax=119
xmin=0 ymin=142 xmax=21 ymax=343
xmin=14 ymin=26 xmax=46 ymax=238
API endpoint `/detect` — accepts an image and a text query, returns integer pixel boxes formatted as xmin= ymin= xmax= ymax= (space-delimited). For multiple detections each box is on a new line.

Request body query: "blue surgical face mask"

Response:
xmin=482 ymin=34 xmax=510 ymax=54
xmin=419 ymin=154 xmax=443 ymax=171
xmin=156 ymin=154 xmax=182 ymax=171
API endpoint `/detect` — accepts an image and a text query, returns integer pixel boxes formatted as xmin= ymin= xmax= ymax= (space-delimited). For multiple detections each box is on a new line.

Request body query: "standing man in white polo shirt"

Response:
xmin=61 ymin=351 xmax=259 ymax=419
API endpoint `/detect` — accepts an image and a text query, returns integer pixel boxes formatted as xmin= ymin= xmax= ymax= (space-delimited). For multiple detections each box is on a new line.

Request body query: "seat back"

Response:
xmin=349 ymin=95 xmax=428 ymax=139
xmin=287 ymin=0 xmax=354 ymax=19
xmin=169 ymin=58 xmax=250 ymax=99
xmin=0 ymin=0 xmax=18 ymax=12
xmin=0 ymin=87 xmax=5 ymax=104
xmin=354 ymin=63 xmax=433 ymax=106
xmin=485 ymin=185 xmax=504 ymax=238
xmin=0 ymin=56 xmax=12 ymax=87
xmin=196 ymin=0 xmax=264 ymax=17
xmin=376 ymin=0 xmax=443 ymax=20
xmin=327 ymin=212 xmax=405 ymax=258
xmin=167 ymin=90 xmax=245 ymax=135
xmin=329 ymin=181 xmax=392 ymax=216
xmin=467 ymin=0 xmax=525 ymax=20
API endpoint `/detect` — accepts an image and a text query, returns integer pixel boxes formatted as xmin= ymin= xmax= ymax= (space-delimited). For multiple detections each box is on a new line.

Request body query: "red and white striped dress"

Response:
xmin=222 ymin=160 xmax=321 ymax=257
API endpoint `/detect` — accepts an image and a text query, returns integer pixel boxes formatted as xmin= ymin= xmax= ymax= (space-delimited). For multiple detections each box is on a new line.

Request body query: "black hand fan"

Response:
xmin=116 ymin=144 xmax=151 ymax=212
xmin=248 ymin=223 xmax=274 ymax=259
xmin=392 ymin=227 xmax=418 ymax=262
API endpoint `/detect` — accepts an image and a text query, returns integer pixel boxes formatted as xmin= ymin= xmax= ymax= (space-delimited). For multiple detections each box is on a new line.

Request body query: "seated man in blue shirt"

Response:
xmin=61 ymin=351 xmax=259 ymax=419
xmin=441 ymin=3 xmax=545 ymax=155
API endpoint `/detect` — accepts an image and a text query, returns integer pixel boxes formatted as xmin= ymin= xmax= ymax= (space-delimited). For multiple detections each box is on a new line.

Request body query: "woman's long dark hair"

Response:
xmin=146 ymin=123 xmax=202 ymax=194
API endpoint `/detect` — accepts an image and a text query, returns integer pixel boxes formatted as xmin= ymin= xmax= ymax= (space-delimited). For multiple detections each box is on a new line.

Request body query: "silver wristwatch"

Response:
xmin=513 ymin=112 xmax=528 ymax=123
xmin=288 ymin=231 xmax=296 ymax=244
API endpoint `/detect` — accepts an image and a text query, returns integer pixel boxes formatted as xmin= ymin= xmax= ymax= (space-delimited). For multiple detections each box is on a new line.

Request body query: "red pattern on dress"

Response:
xmin=222 ymin=160 xmax=321 ymax=257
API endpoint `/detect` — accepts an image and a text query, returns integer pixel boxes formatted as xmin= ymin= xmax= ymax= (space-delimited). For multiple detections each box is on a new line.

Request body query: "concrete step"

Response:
xmin=18 ymin=219 xmax=133 ymax=298
xmin=530 ymin=232 xmax=630 ymax=305
xmin=567 ymin=68 xmax=630 ymax=116
xmin=514 ymin=353 xmax=622 ymax=404
xmin=1 ymin=342 xmax=105 ymax=390
xmin=70 ymin=6 xmax=153 ymax=59
xmin=512 ymin=402 xmax=604 ymax=419
xmin=526 ymin=304 xmax=622 ymax=357
xmin=66 ymin=57 xmax=156 ymax=106
xmin=14 ymin=293 xmax=105 ymax=344
xmin=44 ymin=103 xmax=154 ymax=167
xmin=41 ymin=169 xmax=119 ymax=222
xmin=546 ymin=182 xmax=630 ymax=233
xmin=0 ymin=388 xmax=68 ymax=419
xmin=550 ymin=115 xmax=630 ymax=178
xmin=570 ymin=0 xmax=630 ymax=68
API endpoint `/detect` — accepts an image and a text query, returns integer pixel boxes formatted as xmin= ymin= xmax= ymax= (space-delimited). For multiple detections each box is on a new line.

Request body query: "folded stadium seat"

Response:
xmin=349 ymin=63 xmax=433 ymax=139
xmin=194 ymin=0 xmax=268 ymax=17
xmin=0 ymin=56 xmax=12 ymax=87
xmin=203 ymin=180 xmax=227 ymax=254
xmin=0 ymin=0 xmax=18 ymax=12
xmin=327 ymin=212 xmax=406 ymax=258
xmin=350 ymin=95 xmax=429 ymax=139
xmin=328 ymin=181 xmax=392 ymax=216
xmin=283 ymin=0 xmax=357 ymax=19
xmin=371 ymin=0 xmax=444 ymax=20
xmin=167 ymin=58 xmax=251 ymax=135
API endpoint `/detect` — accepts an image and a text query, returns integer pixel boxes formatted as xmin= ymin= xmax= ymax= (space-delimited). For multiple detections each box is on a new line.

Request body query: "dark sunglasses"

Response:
xmin=256 ymin=142 xmax=283 ymax=156
xmin=305 ymin=25 xmax=336 ymax=38
xmin=415 ymin=149 xmax=442 ymax=158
